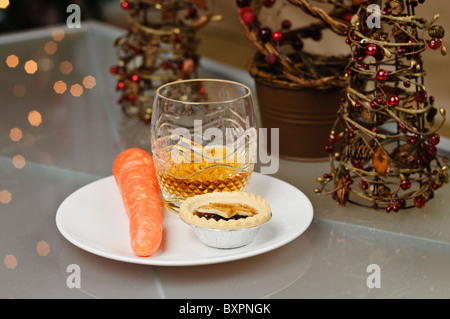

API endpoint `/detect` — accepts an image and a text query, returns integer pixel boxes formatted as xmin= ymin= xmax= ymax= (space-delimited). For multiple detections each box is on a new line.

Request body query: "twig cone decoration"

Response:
xmin=316 ymin=0 xmax=449 ymax=212
xmin=110 ymin=0 xmax=218 ymax=122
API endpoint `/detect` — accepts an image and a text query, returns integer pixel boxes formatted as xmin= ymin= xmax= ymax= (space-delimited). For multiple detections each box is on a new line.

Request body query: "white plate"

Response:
xmin=56 ymin=173 xmax=313 ymax=266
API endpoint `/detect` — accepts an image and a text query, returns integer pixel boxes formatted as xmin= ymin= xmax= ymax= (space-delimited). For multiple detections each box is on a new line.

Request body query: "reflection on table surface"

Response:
xmin=1 ymin=22 xmax=450 ymax=299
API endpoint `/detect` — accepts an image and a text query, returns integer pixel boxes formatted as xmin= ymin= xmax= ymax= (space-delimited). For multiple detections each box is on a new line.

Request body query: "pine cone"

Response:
xmin=428 ymin=25 xmax=445 ymax=39
xmin=391 ymin=143 xmax=419 ymax=169
xmin=389 ymin=0 xmax=405 ymax=16
xmin=345 ymin=137 xmax=374 ymax=162
xmin=400 ymin=93 xmax=425 ymax=126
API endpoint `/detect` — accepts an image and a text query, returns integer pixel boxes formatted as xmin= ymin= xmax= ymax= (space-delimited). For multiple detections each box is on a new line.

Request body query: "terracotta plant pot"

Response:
xmin=255 ymin=79 xmax=344 ymax=161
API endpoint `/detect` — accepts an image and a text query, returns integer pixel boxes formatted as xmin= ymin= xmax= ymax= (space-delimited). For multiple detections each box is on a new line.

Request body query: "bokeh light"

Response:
xmin=38 ymin=58 xmax=54 ymax=71
xmin=9 ymin=128 xmax=22 ymax=142
xmin=4 ymin=254 xmax=17 ymax=269
xmin=52 ymin=28 xmax=65 ymax=42
xmin=28 ymin=110 xmax=42 ymax=127
xmin=36 ymin=241 xmax=50 ymax=256
xmin=0 ymin=190 xmax=12 ymax=204
xmin=70 ymin=84 xmax=83 ymax=97
xmin=12 ymin=155 xmax=26 ymax=169
xmin=82 ymin=75 xmax=96 ymax=89
xmin=59 ymin=61 xmax=72 ymax=75
xmin=0 ymin=0 xmax=9 ymax=10
xmin=24 ymin=60 xmax=38 ymax=74
xmin=6 ymin=54 xmax=19 ymax=68
xmin=44 ymin=41 xmax=57 ymax=55
xmin=53 ymin=80 xmax=67 ymax=94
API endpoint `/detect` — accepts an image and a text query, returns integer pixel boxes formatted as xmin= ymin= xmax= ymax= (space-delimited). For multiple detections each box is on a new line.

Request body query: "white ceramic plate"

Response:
xmin=56 ymin=173 xmax=313 ymax=266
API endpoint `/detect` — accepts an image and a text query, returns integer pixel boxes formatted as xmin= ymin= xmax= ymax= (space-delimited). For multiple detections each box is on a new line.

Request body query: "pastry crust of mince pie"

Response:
xmin=179 ymin=192 xmax=271 ymax=230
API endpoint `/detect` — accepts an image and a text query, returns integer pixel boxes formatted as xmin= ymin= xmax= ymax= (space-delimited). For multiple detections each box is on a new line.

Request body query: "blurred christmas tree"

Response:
xmin=316 ymin=0 xmax=448 ymax=212
xmin=111 ymin=0 xmax=217 ymax=122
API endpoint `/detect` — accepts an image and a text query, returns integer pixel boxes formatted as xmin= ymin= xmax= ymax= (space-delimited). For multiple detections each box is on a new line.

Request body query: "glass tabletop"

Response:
xmin=1 ymin=21 xmax=450 ymax=299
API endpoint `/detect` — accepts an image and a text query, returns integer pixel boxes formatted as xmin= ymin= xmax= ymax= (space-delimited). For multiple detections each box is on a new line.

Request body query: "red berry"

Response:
xmin=110 ymin=65 xmax=119 ymax=75
xmin=376 ymin=69 xmax=389 ymax=81
xmin=264 ymin=0 xmax=276 ymax=7
xmin=428 ymin=145 xmax=437 ymax=155
xmin=408 ymin=134 xmax=419 ymax=145
xmin=428 ymin=133 xmax=440 ymax=146
xmin=131 ymin=74 xmax=139 ymax=82
xmin=272 ymin=31 xmax=283 ymax=42
xmin=324 ymin=145 xmax=334 ymax=153
xmin=116 ymin=81 xmax=125 ymax=90
xmin=348 ymin=129 xmax=355 ymax=138
xmin=388 ymin=95 xmax=400 ymax=106
xmin=429 ymin=96 xmax=435 ymax=104
xmin=127 ymin=93 xmax=136 ymax=102
xmin=399 ymin=122 xmax=407 ymax=134
xmin=352 ymin=159 xmax=363 ymax=169
xmin=403 ymin=81 xmax=411 ymax=88
xmin=416 ymin=90 xmax=428 ymax=103
xmin=236 ymin=0 xmax=251 ymax=8
xmin=291 ymin=37 xmax=304 ymax=50
xmin=258 ymin=27 xmax=272 ymax=43
xmin=375 ymin=97 xmax=385 ymax=105
xmin=328 ymin=133 xmax=340 ymax=144
xmin=344 ymin=13 xmax=353 ymax=23
xmin=172 ymin=34 xmax=182 ymax=42
xmin=281 ymin=19 xmax=292 ymax=29
xmin=413 ymin=195 xmax=427 ymax=208
xmin=429 ymin=38 xmax=442 ymax=50
xmin=397 ymin=47 xmax=406 ymax=55
xmin=241 ymin=9 xmax=255 ymax=25
xmin=361 ymin=180 xmax=368 ymax=190
xmin=239 ymin=6 xmax=252 ymax=19
xmin=400 ymin=180 xmax=411 ymax=190
xmin=265 ymin=53 xmax=278 ymax=65
xmin=366 ymin=44 xmax=378 ymax=56
xmin=184 ymin=7 xmax=197 ymax=19
xmin=121 ymin=1 xmax=129 ymax=9
xmin=311 ymin=30 xmax=323 ymax=41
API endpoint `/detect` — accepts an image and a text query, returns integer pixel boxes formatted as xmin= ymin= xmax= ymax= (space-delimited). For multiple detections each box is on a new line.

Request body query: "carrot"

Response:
xmin=113 ymin=148 xmax=162 ymax=257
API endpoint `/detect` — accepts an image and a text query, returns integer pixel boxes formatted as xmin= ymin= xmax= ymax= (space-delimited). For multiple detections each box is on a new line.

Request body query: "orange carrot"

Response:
xmin=113 ymin=148 xmax=162 ymax=257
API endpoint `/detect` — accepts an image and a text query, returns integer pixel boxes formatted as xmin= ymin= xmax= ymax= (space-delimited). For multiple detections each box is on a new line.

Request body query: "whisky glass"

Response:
xmin=150 ymin=79 xmax=257 ymax=211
